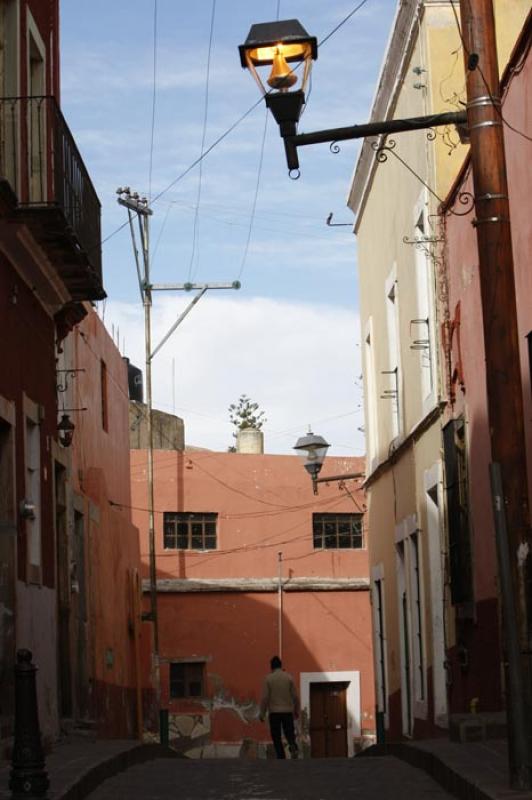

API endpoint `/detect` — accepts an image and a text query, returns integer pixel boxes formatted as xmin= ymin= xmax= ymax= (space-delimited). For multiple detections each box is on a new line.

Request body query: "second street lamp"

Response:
xmin=293 ymin=430 xmax=364 ymax=494
xmin=239 ymin=18 xmax=467 ymax=175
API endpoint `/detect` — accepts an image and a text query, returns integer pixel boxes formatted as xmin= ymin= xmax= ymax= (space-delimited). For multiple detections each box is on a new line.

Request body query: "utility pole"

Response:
xmin=117 ymin=187 xmax=240 ymax=741
xmin=459 ymin=0 xmax=532 ymax=788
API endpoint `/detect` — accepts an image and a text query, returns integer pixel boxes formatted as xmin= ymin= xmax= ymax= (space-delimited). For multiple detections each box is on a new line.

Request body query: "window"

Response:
xmin=25 ymin=415 xmax=41 ymax=574
xmin=408 ymin=532 xmax=425 ymax=702
xmin=163 ymin=512 xmax=217 ymax=550
xmin=100 ymin=360 xmax=108 ymax=431
xmin=443 ymin=419 xmax=473 ymax=605
xmin=312 ymin=513 xmax=363 ymax=549
xmin=371 ymin=571 xmax=388 ymax=716
xmin=169 ymin=662 xmax=205 ymax=698
xmin=412 ymin=204 xmax=434 ymax=403
xmin=364 ymin=318 xmax=379 ymax=464
xmin=384 ymin=270 xmax=401 ymax=438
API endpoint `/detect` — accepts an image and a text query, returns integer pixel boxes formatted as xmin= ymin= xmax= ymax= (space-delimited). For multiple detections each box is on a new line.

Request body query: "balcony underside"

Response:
xmin=14 ymin=203 xmax=105 ymax=301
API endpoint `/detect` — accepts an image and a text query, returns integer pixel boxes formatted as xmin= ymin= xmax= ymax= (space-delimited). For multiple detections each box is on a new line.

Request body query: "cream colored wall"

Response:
xmin=425 ymin=0 xmax=530 ymax=199
xmin=357 ymin=0 xmax=529 ymax=731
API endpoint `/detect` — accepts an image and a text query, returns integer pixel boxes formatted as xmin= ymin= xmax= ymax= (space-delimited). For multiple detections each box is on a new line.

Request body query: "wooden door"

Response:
xmin=309 ymin=682 xmax=349 ymax=758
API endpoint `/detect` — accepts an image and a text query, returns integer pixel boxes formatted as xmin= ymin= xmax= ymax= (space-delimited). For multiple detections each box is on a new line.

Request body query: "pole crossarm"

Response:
xmin=282 ymin=110 xmax=467 ymax=172
xmin=151 ymin=281 xmax=241 ymax=292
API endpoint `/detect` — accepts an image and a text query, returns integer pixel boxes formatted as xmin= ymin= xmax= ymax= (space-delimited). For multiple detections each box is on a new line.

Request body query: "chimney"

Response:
xmin=236 ymin=428 xmax=264 ymax=454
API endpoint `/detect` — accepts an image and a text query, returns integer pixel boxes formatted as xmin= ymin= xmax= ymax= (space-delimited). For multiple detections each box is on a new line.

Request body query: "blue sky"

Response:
xmin=60 ymin=1 xmax=397 ymax=456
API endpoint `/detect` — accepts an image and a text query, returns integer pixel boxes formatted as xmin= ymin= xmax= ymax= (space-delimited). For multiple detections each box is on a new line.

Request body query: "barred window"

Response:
xmin=163 ymin=512 xmax=217 ymax=550
xmin=169 ymin=662 xmax=205 ymax=698
xmin=312 ymin=513 xmax=363 ymax=549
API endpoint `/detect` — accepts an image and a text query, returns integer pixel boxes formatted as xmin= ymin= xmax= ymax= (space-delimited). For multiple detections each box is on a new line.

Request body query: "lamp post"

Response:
xmin=117 ymin=187 xmax=240 ymax=742
xmin=242 ymin=10 xmax=532 ymax=789
xmin=238 ymin=19 xmax=467 ymax=175
xmin=293 ymin=430 xmax=364 ymax=494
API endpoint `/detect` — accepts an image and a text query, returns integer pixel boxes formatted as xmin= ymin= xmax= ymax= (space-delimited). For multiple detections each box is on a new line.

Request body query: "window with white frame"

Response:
xmin=408 ymin=531 xmax=425 ymax=703
xmin=364 ymin=319 xmax=379 ymax=465
xmin=384 ymin=272 xmax=401 ymax=439
xmin=25 ymin=415 xmax=41 ymax=574
xmin=371 ymin=567 xmax=388 ymax=718
xmin=396 ymin=515 xmax=427 ymax=733
xmin=411 ymin=202 xmax=434 ymax=404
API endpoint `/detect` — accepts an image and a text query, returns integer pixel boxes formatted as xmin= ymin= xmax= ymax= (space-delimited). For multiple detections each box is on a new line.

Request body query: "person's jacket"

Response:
xmin=260 ymin=668 xmax=299 ymax=717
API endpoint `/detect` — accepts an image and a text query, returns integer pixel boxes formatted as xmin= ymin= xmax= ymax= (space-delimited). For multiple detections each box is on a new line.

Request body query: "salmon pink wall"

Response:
xmin=68 ymin=310 xmax=142 ymax=738
xmin=131 ymin=447 xmax=374 ymax=755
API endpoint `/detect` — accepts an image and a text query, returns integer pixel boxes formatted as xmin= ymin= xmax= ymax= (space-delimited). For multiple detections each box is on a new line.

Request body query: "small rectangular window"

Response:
xmin=163 ymin=512 xmax=218 ymax=550
xmin=312 ymin=513 xmax=363 ymax=549
xmin=169 ymin=662 xmax=205 ymax=698
xmin=100 ymin=360 xmax=108 ymax=431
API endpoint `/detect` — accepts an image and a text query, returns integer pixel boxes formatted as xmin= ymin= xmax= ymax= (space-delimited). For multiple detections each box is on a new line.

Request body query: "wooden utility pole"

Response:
xmin=459 ymin=0 xmax=532 ymax=788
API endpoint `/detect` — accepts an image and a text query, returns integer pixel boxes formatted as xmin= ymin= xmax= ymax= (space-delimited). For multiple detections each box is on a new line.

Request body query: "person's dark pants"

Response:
xmin=269 ymin=712 xmax=297 ymax=759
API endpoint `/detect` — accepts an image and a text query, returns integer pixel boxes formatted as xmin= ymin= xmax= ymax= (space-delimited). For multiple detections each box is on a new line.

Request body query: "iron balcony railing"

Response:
xmin=0 ymin=95 xmax=104 ymax=300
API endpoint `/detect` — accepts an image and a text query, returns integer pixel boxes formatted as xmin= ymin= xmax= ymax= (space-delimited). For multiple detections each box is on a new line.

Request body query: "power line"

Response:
xmin=450 ymin=0 xmax=532 ymax=142
xmin=96 ymin=0 xmax=375 ymax=251
xmin=237 ymin=108 xmax=269 ymax=280
xmin=188 ymin=0 xmax=217 ymax=281
xmin=148 ymin=0 xmax=158 ymax=200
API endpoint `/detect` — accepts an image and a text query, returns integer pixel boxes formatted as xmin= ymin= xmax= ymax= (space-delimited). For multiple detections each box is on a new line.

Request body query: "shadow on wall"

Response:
xmin=140 ymin=572 xmax=371 ymax=758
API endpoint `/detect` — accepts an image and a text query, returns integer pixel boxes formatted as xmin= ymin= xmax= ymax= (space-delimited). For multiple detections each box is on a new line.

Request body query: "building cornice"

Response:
xmin=145 ymin=577 xmax=370 ymax=593
xmin=347 ymin=0 xmax=423 ymax=229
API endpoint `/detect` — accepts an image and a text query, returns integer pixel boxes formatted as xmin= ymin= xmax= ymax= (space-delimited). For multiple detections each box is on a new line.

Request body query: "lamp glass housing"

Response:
xmin=58 ymin=414 xmax=75 ymax=448
xmin=293 ymin=431 xmax=330 ymax=475
xmin=239 ymin=19 xmax=317 ymax=96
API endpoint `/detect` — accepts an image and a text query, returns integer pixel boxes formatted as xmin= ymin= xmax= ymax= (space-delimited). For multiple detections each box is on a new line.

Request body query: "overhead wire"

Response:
xmin=148 ymin=0 xmax=158 ymax=201
xmin=450 ymin=0 xmax=532 ymax=142
xmin=188 ymin=0 xmax=217 ymax=281
xmin=97 ymin=0 xmax=376 ymax=250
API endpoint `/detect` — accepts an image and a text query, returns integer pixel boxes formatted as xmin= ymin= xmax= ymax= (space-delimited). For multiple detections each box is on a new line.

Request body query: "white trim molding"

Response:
xmin=300 ymin=670 xmax=361 ymax=758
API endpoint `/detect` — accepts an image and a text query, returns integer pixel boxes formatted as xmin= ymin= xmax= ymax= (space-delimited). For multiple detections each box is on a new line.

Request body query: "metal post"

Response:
xmin=10 ymin=650 xmax=49 ymax=799
xmin=460 ymin=0 xmax=532 ymax=788
xmin=490 ymin=463 xmax=530 ymax=787
xmin=142 ymin=213 xmax=160 ymax=707
xmin=278 ymin=551 xmax=283 ymax=658
xmin=117 ymin=188 xmax=241 ymax=744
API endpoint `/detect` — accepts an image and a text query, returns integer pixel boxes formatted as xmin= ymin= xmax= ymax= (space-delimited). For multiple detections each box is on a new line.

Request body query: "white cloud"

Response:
xmin=102 ymin=295 xmax=364 ymax=457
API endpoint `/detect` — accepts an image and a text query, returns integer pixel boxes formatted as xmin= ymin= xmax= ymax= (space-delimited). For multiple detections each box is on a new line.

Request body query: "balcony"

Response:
xmin=0 ymin=96 xmax=105 ymax=301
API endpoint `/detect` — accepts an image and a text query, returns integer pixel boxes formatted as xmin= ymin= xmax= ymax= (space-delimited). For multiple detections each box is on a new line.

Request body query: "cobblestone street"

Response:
xmin=86 ymin=756 xmax=455 ymax=800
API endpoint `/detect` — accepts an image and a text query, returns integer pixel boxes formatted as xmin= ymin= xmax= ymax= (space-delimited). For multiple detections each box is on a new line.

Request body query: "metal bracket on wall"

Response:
xmin=372 ymin=139 xmax=475 ymax=217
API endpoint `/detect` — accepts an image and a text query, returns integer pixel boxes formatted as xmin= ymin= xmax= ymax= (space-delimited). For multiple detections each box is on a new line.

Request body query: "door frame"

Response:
xmin=300 ymin=670 xmax=360 ymax=757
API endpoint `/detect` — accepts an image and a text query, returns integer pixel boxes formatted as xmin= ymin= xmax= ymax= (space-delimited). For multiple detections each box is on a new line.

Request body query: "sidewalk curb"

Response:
xmin=55 ymin=743 xmax=180 ymax=800
xmin=359 ymin=742 xmax=498 ymax=800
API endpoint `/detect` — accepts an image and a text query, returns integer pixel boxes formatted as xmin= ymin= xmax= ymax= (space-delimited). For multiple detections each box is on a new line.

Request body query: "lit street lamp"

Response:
xmin=239 ymin=18 xmax=467 ymax=175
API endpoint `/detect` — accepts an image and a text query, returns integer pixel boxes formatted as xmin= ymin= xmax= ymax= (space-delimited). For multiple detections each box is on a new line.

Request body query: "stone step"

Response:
xmin=449 ymin=711 xmax=507 ymax=743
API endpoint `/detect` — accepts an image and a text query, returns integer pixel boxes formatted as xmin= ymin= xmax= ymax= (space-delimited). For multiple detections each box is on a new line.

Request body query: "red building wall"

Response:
xmin=65 ymin=311 xmax=142 ymax=738
xmin=441 ymin=16 xmax=532 ymax=714
xmin=131 ymin=448 xmax=374 ymax=757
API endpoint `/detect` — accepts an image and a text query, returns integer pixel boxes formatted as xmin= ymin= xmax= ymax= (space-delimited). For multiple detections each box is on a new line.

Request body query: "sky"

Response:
xmin=60 ymin=0 xmax=398 ymax=456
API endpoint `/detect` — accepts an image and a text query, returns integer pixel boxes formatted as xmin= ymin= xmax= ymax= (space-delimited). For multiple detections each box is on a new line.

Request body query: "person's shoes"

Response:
xmin=289 ymin=744 xmax=298 ymax=759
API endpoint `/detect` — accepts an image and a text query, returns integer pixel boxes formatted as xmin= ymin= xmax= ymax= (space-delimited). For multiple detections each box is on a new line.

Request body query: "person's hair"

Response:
xmin=270 ymin=655 xmax=282 ymax=670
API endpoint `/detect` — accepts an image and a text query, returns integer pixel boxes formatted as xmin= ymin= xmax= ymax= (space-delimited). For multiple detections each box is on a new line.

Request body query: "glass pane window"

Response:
xmin=312 ymin=513 xmax=364 ymax=549
xmin=163 ymin=512 xmax=218 ymax=550
xmin=169 ymin=662 xmax=205 ymax=699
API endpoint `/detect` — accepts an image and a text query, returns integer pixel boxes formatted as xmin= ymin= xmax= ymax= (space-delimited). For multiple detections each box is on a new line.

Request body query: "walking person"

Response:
xmin=259 ymin=655 xmax=299 ymax=759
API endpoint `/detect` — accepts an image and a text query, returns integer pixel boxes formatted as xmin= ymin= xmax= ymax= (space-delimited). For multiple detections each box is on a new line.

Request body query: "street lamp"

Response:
xmin=239 ymin=19 xmax=467 ymax=175
xmin=239 ymin=19 xmax=317 ymax=175
xmin=293 ymin=430 xmax=364 ymax=494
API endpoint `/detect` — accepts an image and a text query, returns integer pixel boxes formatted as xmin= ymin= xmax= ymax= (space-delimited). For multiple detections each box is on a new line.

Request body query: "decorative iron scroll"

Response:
xmin=371 ymin=139 xmax=474 ymax=217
